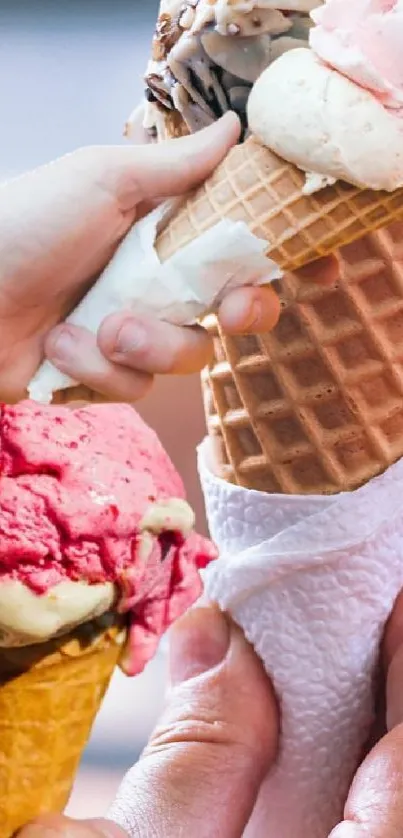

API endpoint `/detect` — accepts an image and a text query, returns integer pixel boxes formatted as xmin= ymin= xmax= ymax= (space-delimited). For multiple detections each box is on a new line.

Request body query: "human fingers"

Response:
xmin=1 ymin=113 xmax=239 ymax=292
xmin=326 ymin=591 xmax=403 ymax=838
xmin=327 ymin=724 xmax=403 ymax=838
xmin=107 ymin=605 xmax=278 ymax=838
xmin=97 ymin=314 xmax=213 ymax=376
xmin=45 ymin=325 xmax=154 ymax=402
xmin=218 ymin=284 xmax=281 ymax=334
xmin=216 ymin=254 xmax=340 ymax=337
xmin=71 ymin=112 xmax=240 ymax=216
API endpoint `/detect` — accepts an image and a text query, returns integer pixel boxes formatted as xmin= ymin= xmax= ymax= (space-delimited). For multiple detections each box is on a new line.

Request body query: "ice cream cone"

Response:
xmin=201 ymin=223 xmax=403 ymax=494
xmin=51 ymin=385 xmax=111 ymax=405
xmin=156 ymin=136 xmax=403 ymax=271
xmin=0 ymin=613 xmax=125 ymax=837
xmin=151 ymin=136 xmax=403 ymax=494
xmin=50 ymin=136 xmax=403 ymax=408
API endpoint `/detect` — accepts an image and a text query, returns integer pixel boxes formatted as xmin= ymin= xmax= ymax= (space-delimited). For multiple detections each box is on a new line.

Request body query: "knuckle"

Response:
xmin=144 ymin=717 xmax=260 ymax=795
xmin=147 ymin=709 xmax=257 ymax=759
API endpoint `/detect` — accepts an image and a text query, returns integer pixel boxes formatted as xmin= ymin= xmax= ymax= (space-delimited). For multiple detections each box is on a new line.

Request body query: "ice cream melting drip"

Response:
xmin=143 ymin=0 xmax=318 ymax=138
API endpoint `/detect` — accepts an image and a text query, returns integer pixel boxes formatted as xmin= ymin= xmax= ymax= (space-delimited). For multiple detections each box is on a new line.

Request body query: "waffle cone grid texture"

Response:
xmin=203 ymin=224 xmax=403 ymax=494
xmin=156 ymin=138 xmax=403 ymax=271
xmin=0 ymin=617 xmax=124 ymax=837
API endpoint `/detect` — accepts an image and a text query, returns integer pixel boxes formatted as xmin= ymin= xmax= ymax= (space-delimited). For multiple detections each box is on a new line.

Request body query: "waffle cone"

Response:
xmin=202 ymin=224 xmax=403 ymax=494
xmin=157 ymin=137 xmax=403 ymax=268
xmin=0 ymin=613 xmax=125 ymax=837
xmin=51 ymin=385 xmax=111 ymax=406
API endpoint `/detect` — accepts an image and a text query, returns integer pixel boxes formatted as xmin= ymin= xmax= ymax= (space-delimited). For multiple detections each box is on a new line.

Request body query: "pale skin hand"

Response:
xmin=0 ymin=108 xmax=340 ymax=405
xmin=1 ymin=101 xmax=366 ymax=835
xmin=16 ymin=595 xmax=403 ymax=838
xmin=0 ymin=112 xmax=282 ymax=404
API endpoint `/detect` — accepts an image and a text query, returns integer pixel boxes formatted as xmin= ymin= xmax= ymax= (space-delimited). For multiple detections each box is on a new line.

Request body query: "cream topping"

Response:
xmin=0 ymin=498 xmax=195 ymax=647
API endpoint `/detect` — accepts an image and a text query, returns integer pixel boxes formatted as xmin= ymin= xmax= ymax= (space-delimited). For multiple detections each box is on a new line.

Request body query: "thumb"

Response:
xmin=108 ymin=604 xmax=278 ymax=838
xmin=327 ymin=592 xmax=403 ymax=838
xmin=327 ymin=726 xmax=403 ymax=838
xmin=119 ymin=111 xmax=240 ymax=201
xmin=79 ymin=112 xmax=241 ymax=213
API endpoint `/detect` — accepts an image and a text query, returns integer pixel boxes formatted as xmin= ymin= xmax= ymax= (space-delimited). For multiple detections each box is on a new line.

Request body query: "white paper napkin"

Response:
xmin=28 ymin=203 xmax=280 ymax=403
xmin=198 ymin=439 xmax=403 ymax=838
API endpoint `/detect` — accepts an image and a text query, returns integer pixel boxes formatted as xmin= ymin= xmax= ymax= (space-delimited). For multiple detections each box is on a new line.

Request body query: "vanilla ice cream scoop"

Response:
xmin=247 ymin=47 xmax=403 ymax=192
xmin=247 ymin=0 xmax=403 ymax=192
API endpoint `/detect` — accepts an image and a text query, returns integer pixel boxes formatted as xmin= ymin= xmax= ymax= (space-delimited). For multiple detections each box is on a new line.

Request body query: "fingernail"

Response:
xmin=48 ymin=327 xmax=76 ymax=361
xmin=221 ymin=290 xmax=261 ymax=332
xmin=112 ymin=321 xmax=148 ymax=358
xmin=232 ymin=299 xmax=262 ymax=332
xmin=170 ymin=604 xmax=230 ymax=685
xmin=219 ymin=110 xmax=241 ymax=131
xmin=202 ymin=111 xmax=240 ymax=138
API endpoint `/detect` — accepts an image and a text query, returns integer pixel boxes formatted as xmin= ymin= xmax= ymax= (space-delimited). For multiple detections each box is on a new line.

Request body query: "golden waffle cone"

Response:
xmin=52 ymin=386 xmax=111 ymax=406
xmin=157 ymin=137 xmax=403 ymax=268
xmin=202 ymin=223 xmax=403 ymax=494
xmin=0 ymin=613 xmax=125 ymax=837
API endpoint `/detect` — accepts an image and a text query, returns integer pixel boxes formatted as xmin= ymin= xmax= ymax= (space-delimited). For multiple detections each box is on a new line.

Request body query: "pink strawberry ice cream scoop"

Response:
xmin=0 ymin=401 xmax=217 ymax=675
xmin=310 ymin=0 xmax=403 ymax=110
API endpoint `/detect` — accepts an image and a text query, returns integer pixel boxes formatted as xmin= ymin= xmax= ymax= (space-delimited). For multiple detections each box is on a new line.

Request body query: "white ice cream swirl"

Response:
xmin=0 ymin=499 xmax=194 ymax=647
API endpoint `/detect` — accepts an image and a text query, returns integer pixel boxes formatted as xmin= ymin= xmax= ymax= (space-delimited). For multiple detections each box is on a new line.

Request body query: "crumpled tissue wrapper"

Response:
xmin=28 ymin=203 xmax=280 ymax=403
xmin=198 ymin=438 xmax=403 ymax=838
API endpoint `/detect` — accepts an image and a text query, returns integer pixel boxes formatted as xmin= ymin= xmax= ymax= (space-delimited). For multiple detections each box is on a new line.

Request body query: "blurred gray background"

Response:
xmin=1 ymin=0 xmax=208 ymax=818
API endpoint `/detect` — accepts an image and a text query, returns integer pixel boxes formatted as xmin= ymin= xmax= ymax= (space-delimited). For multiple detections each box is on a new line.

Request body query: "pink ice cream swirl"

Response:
xmin=310 ymin=0 xmax=403 ymax=112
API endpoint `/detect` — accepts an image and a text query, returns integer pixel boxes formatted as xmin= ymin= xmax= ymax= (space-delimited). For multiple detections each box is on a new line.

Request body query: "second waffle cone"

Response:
xmin=202 ymin=225 xmax=403 ymax=495
xmin=0 ymin=615 xmax=125 ymax=837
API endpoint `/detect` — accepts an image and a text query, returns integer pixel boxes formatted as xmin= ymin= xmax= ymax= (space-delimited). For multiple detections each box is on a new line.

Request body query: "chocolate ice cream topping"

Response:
xmin=144 ymin=0 xmax=316 ymax=137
